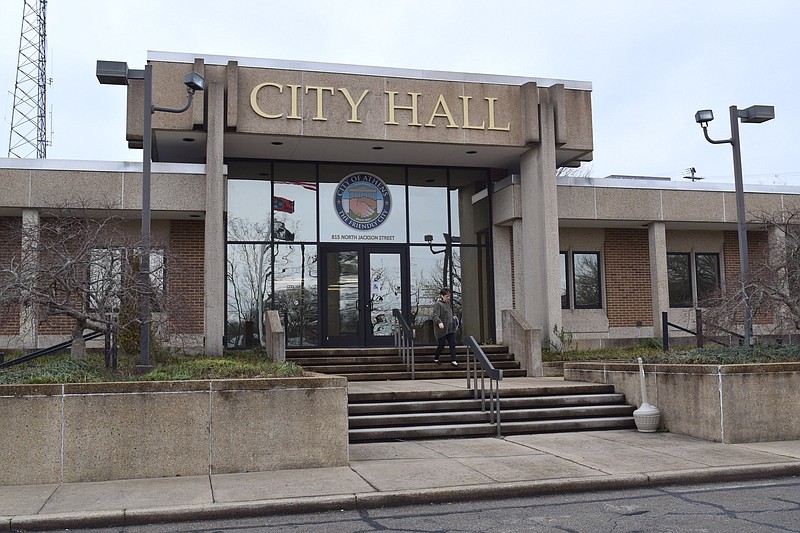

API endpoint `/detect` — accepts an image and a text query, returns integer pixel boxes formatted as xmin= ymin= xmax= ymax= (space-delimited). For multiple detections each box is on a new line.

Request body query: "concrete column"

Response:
xmin=491 ymin=224 xmax=512 ymax=343
xmin=518 ymin=102 xmax=562 ymax=348
xmin=648 ymin=221 xmax=669 ymax=337
xmin=21 ymin=209 xmax=39 ymax=349
xmin=204 ymin=81 xmax=226 ymax=356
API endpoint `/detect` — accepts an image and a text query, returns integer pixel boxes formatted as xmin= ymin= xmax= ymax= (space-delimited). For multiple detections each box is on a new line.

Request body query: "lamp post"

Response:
xmin=97 ymin=60 xmax=205 ymax=369
xmin=694 ymin=104 xmax=775 ymax=348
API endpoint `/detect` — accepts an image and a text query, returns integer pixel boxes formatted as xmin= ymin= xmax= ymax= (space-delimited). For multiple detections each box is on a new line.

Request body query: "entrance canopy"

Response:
xmin=123 ymin=52 xmax=595 ymax=172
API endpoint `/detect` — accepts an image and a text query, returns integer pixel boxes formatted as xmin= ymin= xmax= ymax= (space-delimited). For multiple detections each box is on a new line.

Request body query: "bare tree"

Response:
xmin=0 ymin=209 xmax=173 ymax=360
xmin=700 ymin=209 xmax=800 ymax=340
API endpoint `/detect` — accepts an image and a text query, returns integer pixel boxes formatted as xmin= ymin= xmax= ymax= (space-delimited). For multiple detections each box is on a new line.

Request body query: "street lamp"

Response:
xmin=97 ymin=60 xmax=205 ymax=369
xmin=694 ymin=104 xmax=775 ymax=348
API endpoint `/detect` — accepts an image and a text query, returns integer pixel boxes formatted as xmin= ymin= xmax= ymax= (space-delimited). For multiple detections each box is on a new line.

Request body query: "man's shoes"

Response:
xmin=434 ymin=359 xmax=441 ymax=365
xmin=450 ymin=361 xmax=458 ymax=367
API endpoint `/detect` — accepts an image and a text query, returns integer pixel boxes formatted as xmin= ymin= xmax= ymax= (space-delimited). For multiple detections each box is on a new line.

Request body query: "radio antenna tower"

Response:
xmin=7 ymin=0 xmax=49 ymax=158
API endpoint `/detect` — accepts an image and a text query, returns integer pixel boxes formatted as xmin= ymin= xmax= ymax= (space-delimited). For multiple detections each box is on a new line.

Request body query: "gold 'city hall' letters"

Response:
xmin=249 ymin=83 xmax=511 ymax=131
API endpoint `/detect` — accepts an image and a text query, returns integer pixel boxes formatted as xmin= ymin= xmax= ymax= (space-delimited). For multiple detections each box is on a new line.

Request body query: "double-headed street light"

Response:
xmin=694 ymin=104 xmax=775 ymax=348
xmin=97 ymin=60 xmax=205 ymax=369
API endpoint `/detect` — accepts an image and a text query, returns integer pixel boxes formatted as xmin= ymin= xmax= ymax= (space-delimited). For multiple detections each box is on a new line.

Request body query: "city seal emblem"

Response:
xmin=334 ymin=172 xmax=392 ymax=230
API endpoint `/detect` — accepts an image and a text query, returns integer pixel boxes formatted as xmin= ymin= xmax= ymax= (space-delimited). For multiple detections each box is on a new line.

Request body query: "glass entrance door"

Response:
xmin=320 ymin=245 xmax=407 ymax=347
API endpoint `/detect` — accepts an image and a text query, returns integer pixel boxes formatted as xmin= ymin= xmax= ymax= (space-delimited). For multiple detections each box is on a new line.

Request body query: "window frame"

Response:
xmin=667 ymin=251 xmax=721 ymax=308
xmin=560 ymin=250 xmax=602 ymax=310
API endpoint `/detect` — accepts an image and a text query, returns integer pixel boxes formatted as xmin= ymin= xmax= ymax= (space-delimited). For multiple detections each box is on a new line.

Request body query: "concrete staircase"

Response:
xmin=287 ymin=347 xmax=636 ymax=442
xmin=348 ymin=384 xmax=636 ymax=442
xmin=286 ymin=345 xmax=527 ymax=381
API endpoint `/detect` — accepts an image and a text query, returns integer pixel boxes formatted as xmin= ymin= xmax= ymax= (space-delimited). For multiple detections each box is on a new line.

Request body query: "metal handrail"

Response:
xmin=661 ymin=310 xmax=736 ymax=351
xmin=464 ymin=335 xmax=503 ymax=437
xmin=0 ymin=330 xmax=105 ymax=369
xmin=392 ymin=308 xmax=415 ymax=379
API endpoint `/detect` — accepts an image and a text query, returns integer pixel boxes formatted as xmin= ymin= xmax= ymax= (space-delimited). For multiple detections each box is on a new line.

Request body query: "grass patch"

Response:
xmin=0 ymin=349 xmax=304 ymax=385
xmin=543 ymin=342 xmax=800 ymax=365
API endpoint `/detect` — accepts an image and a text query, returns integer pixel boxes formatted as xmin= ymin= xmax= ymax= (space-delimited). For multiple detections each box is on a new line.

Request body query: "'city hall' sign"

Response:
xmin=249 ymin=83 xmax=512 ymax=132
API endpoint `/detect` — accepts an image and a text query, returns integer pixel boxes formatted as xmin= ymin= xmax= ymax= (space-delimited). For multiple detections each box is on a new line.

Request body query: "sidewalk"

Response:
xmin=3 ymin=380 xmax=800 ymax=531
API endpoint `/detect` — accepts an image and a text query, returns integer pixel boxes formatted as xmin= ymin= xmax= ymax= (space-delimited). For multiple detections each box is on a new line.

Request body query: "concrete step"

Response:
xmin=289 ymin=353 xmax=518 ymax=366
xmin=349 ymin=405 xmax=635 ymax=428
xmin=347 ymin=385 xmax=637 ymax=442
xmin=348 ymin=384 xmax=619 ymax=403
xmin=349 ymin=416 xmax=636 ymax=442
xmin=287 ymin=345 xmax=512 ymax=358
xmin=348 ymin=393 xmax=629 ymax=415
xmin=289 ymin=344 xmax=523 ymax=381
xmin=343 ymin=369 xmax=529 ymax=381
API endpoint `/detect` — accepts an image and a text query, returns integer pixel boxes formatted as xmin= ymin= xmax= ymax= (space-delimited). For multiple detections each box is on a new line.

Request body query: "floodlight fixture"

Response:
xmin=184 ymin=71 xmax=206 ymax=92
xmin=694 ymin=109 xmax=714 ymax=126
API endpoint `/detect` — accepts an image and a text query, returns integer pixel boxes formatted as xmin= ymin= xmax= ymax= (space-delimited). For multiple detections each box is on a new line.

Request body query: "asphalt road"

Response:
xmin=42 ymin=477 xmax=800 ymax=533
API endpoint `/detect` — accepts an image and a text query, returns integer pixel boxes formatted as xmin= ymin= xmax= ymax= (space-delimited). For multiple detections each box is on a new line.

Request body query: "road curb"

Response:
xmin=6 ymin=463 xmax=800 ymax=531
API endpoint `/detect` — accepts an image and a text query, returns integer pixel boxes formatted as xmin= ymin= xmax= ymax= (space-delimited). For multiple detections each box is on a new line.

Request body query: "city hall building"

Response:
xmin=1 ymin=52 xmax=798 ymax=358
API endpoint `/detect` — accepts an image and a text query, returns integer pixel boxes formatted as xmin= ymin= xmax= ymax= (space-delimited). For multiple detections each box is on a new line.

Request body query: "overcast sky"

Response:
xmin=1 ymin=0 xmax=798 ymax=186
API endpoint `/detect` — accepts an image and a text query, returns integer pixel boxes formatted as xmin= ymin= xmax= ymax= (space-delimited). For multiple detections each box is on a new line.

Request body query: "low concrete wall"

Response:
xmin=564 ymin=362 xmax=800 ymax=444
xmin=0 ymin=375 xmax=348 ymax=485
xmin=264 ymin=309 xmax=286 ymax=362
xmin=501 ymin=309 xmax=543 ymax=377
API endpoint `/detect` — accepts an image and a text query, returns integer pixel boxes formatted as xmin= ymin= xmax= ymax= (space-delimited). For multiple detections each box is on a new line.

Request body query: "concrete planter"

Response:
xmin=0 ymin=374 xmax=348 ymax=485
xmin=565 ymin=362 xmax=800 ymax=444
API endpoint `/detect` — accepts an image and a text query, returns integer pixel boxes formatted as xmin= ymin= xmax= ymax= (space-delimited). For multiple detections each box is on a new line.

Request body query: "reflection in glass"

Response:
xmin=273 ymin=244 xmax=318 ymax=346
xmin=227 ymin=180 xmax=272 ymax=241
xmin=225 ymin=161 xmax=494 ymax=347
xmin=408 ymin=245 xmax=464 ymax=344
xmin=573 ymin=252 xmax=601 ymax=308
xmin=409 ymin=246 xmax=443 ymax=344
xmin=667 ymin=253 xmax=692 ymax=307
xmin=369 ymin=253 xmax=401 ymax=336
xmin=408 ymin=185 xmax=448 ymax=244
xmin=273 ymin=181 xmax=317 ymax=243
xmin=560 ymin=252 xmax=569 ymax=309
xmin=226 ymin=243 xmax=272 ymax=348
xmin=695 ymin=253 xmax=720 ymax=304
xmin=326 ymin=250 xmax=360 ymax=336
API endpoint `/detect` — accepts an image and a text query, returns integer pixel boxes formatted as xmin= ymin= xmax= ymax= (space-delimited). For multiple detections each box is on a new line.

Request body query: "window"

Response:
xmin=667 ymin=253 xmax=691 ymax=307
xmin=695 ymin=253 xmax=720 ymax=304
xmin=667 ymin=252 xmax=720 ymax=307
xmin=561 ymin=251 xmax=602 ymax=309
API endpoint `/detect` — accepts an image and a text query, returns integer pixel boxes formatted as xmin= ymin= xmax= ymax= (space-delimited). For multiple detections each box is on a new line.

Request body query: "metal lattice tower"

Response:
xmin=7 ymin=0 xmax=48 ymax=158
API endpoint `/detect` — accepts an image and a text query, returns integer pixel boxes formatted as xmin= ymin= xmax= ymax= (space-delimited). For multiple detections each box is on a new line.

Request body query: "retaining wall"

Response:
xmin=564 ymin=362 xmax=800 ymax=444
xmin=0 ymin=375 xmax=348 ymax=485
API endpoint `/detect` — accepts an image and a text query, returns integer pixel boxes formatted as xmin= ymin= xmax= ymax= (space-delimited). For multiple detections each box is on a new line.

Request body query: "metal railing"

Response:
xmin=0 ymin=330 xmax=105 ymax=369
xmin=393 ymin=308 xmax=415 ymax=379
xmin=464 ymin=335 xmax=503 ymax=437
xmin=662 ymin=310 xmax=741 ymax=351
